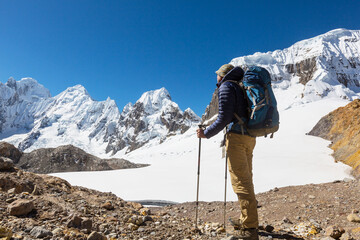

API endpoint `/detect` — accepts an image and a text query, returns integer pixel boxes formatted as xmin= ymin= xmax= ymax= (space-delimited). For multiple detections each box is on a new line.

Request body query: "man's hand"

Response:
xmin=197 ymin=128 xmax=206 ymax=138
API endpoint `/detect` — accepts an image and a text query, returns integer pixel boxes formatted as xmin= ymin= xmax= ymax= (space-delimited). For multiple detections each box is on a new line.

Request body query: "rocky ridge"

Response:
xmin=0 ymin=142 xmax=147 ymax=174
xmin=308 ymin=99 xmax=360 ymax=177
xmin=1 ymin=159 xmax=360 ymax=239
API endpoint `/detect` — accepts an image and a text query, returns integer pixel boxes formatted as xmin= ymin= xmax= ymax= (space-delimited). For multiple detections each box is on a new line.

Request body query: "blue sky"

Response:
xmin=1 ymin=0 xmax=360 ymax=116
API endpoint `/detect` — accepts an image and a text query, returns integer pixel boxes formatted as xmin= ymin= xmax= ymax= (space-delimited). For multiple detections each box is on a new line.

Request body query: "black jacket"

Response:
xmin=204 ymin=67 xmax=248 ymax=138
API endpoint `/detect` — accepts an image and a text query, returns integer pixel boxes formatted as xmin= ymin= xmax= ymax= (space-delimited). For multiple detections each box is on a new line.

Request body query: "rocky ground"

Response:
xmin=1 ymin=156 xmax=360 ymax=240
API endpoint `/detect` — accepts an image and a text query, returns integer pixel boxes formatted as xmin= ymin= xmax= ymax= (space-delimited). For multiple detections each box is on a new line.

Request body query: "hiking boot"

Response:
xmin=229 ymin=218 xmax=259 ymax=240
xmin=229 ymin=217 xmax=243 ymax=230
xmin=233 ymin=228 xmax=259 ymax=240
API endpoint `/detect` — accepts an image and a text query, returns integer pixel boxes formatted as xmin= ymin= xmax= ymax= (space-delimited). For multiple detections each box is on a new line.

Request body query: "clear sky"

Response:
xmin=1 ymin=0 xmax=360 ymax=116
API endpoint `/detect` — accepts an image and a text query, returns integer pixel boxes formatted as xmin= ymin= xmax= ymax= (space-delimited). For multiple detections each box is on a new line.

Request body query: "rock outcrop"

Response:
xmin=0 ymin=142 xmax=147 ymax=174
xmin=308 ymin=99 xmax=360 ymax=176
xmin=0 ymin=142 xmax=22 ymax=164
xmin=201 ymin=89 xmax=219 ymax=123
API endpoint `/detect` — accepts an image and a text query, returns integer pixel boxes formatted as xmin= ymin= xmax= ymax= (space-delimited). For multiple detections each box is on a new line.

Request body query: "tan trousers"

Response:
xmin=226 ymin=133 xmax=258 ymax=229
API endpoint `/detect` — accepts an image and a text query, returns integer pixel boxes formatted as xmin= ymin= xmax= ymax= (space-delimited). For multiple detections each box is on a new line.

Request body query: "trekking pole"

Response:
xmin=195 ymin=124 xmax=206 ymax=230
xmin=223 ymin=151 xmax=228 ymax=231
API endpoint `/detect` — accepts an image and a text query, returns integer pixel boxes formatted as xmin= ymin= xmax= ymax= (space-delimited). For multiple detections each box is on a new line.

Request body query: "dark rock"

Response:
xmin=0 ymin=142 xmax=22 ymax=163
xmin=81 ymin=218 xmax=93 ymax=231
xmin=66 ymin=215 xmax=83 ymax=228
xmin=285 ymin=57 xmax=317 ymax=85
xmin=0 ymin=157 xmax=14 ymax=171
xmin=201 ymin=88 xmax=218 ymax=124
xmin=264 ymin=225 xmax=275 ymax=233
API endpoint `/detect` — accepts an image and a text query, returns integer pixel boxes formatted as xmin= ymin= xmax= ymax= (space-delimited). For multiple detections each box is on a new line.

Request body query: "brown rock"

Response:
xmin=102 ymin=201 xmax=114 ymax=210
xmin=347 ymin=213 xmax=360 ymax=223
xmin=0 ymin=157 xmax=14 ymax=171
xmin=67 ymin=215 xmax=82 ymax=228
xmin=7 ymin=199 xmax=35 ymax=216
xmin=325 ymin=225 xmax=345 ymax=239
xmin=81 ymin=218 xmax=92 ymax=231
xmin=130 ymin=201 xmax=143 ymax=210
xmin=140 ymin=207 xmax=151 ymax=216
xmin=340 ymin=232 xmax=355 ymax=240
xmin=0 ymin=142 xmax=22 ymax=163
xmin=87 ymin=231 xmax=107 ymax=240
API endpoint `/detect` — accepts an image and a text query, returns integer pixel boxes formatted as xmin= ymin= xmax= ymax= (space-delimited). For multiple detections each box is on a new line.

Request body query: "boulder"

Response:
xmin=0 ymin=157 xmax=14 ymax=171
xmin=30 ymin=226 xmax=53 ymax=238
xmin=7 ymin=199 xmax=34 ymax=216
xmin=101 ymin=201 xmax=114 ymax=210
xmin=325 ymin=225 xmax=345 ymax=239
xmin=347 ymin=213 xmax=360 ymax=223
xmin=87 ymin=231 xmax=107 ymax=240
xmin=0 ymin=142 xmax=22 ymax=163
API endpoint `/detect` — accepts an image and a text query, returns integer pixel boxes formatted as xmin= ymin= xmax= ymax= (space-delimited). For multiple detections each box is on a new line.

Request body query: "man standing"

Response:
xmin=197 ymin=64 xmax=258 ymax=240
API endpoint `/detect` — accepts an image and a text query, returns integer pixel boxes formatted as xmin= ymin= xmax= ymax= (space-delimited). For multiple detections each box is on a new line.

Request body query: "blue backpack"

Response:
xmin=234 ymin=66 xmax=279 ymax=138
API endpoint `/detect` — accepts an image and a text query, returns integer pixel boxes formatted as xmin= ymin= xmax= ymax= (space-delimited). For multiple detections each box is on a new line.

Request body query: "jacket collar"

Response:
xmin=216 ymin=66 xmax=244 ymax=88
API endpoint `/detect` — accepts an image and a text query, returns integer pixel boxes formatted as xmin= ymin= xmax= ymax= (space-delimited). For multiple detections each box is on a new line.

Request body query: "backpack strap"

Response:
xmin=233 ymin=113 xmax=245 ymax=135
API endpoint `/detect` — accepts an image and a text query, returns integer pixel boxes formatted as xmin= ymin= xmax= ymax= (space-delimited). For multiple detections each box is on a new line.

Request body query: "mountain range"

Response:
xmin=0 ymin=80 xmax=200 ymax=156
xmin=1 ymin=28 xmax=360 ymax=159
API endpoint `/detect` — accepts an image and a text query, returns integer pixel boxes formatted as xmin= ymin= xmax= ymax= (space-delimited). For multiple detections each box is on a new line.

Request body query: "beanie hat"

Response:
xmin=215 ymin=64 xmax=234 ymax=77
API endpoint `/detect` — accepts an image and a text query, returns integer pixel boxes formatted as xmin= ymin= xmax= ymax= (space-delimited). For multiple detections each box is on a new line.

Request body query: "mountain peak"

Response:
xmin=138 ymin=87 xmax=171 ymax=104
xmin=65 ymin=84 xmax=89 ymax=95
xmin=3 ymin=77 xmax=51 ymax=101
xmin=136 ymin=87 xmax=172 ymax=114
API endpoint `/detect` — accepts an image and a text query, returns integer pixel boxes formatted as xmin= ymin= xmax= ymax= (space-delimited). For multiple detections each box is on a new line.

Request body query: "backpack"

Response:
xmin=233 ymin=66 xmax=279 ymax=138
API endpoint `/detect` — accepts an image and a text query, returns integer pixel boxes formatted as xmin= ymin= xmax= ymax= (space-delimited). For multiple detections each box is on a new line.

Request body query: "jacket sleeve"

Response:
xmin=204 ymin=82 xmax=235 ymax=138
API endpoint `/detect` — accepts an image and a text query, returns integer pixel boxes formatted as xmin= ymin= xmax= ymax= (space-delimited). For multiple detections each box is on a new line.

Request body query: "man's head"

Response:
xmin=215 ymin=64 xmax=234 ymax=78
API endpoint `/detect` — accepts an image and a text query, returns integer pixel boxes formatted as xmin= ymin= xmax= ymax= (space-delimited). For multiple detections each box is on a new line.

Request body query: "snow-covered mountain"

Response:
xmin=231 ymin=28 xmax=360 ymax=110
xmin=0 ymin=79 xmax=200 ymax=155
xmin=106 ymin=88 xmax=200 ymax=155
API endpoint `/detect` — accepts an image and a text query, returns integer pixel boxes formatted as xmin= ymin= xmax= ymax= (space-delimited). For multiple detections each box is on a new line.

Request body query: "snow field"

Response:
xmin=53 ymin=99 xmax=353 ymax=203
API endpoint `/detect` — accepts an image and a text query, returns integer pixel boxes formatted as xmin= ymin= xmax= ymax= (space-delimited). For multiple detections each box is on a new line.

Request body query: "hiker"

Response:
xmin=197 ymin=64 xmax=259 ymax=240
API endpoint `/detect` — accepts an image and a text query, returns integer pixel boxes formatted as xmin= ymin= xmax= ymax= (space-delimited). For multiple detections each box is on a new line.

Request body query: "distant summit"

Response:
xmin=231 ymin=28 xmax=360 ymax=110
xmin=109 ymin=87 xmax=200 ymax=154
